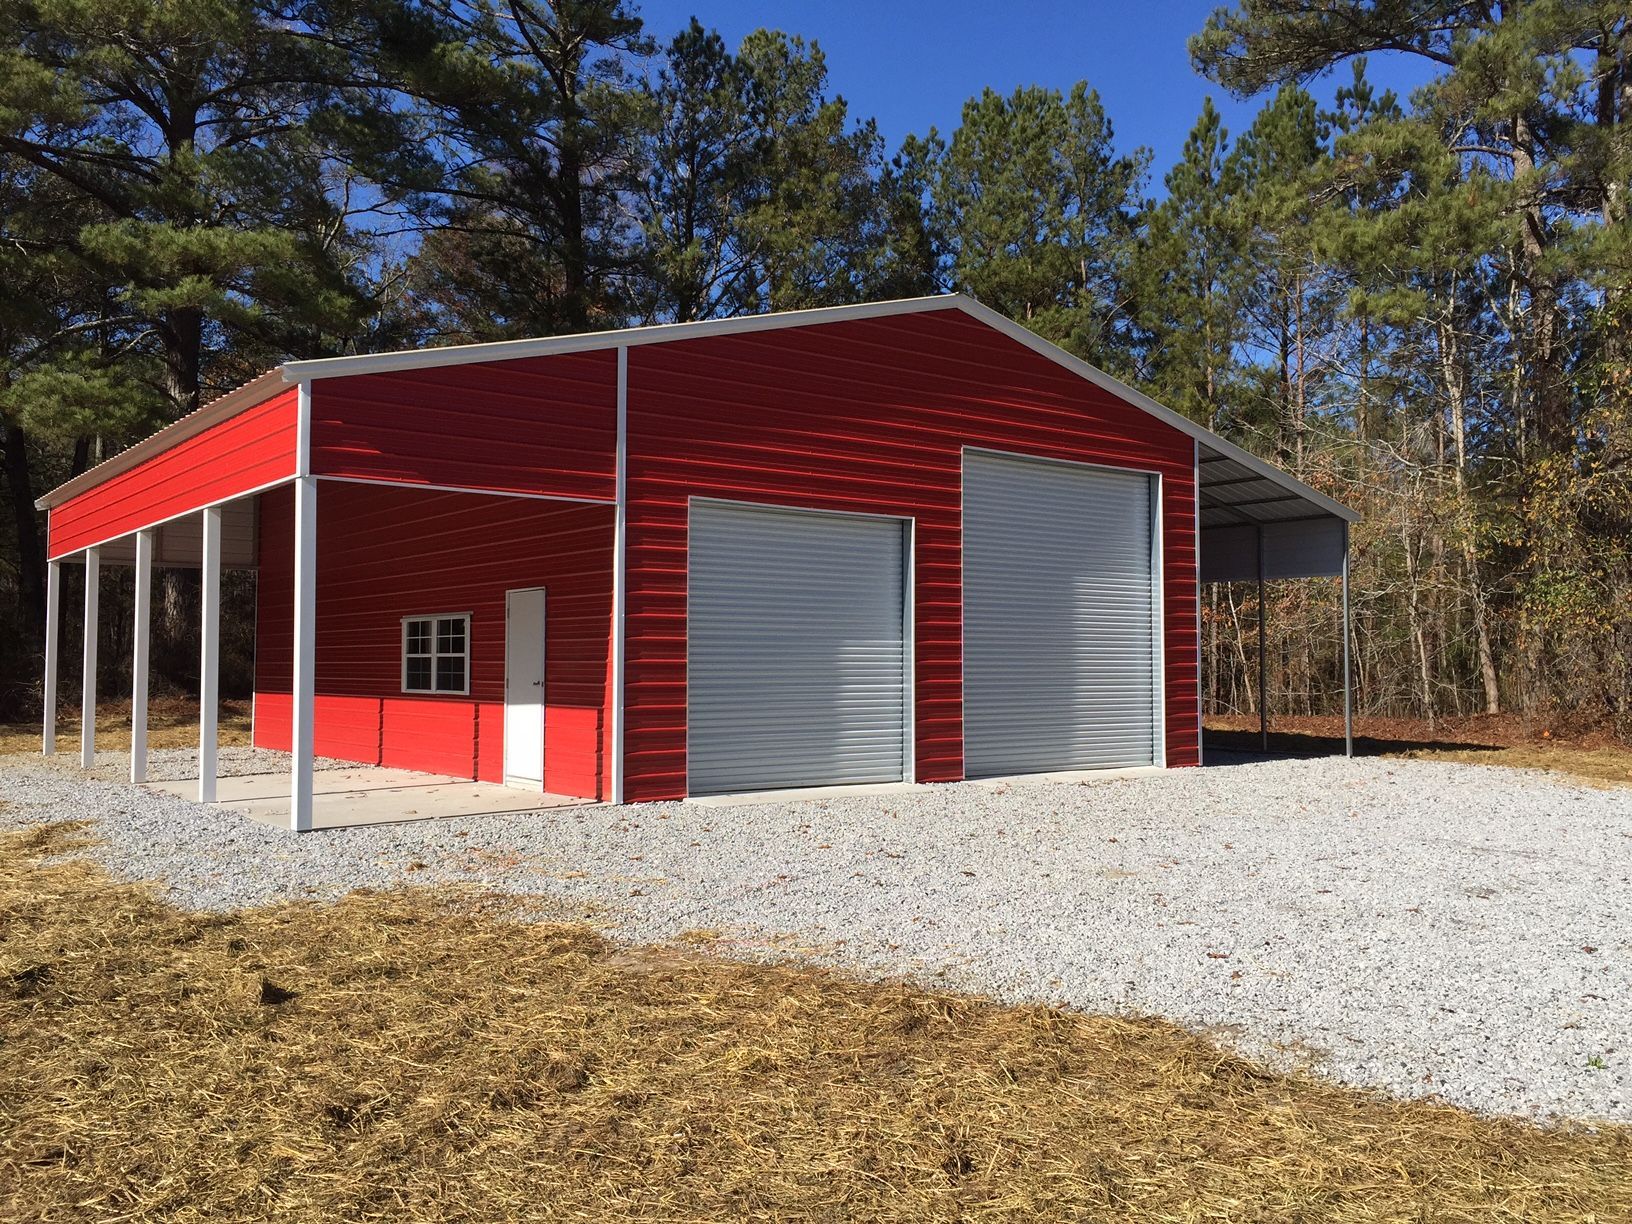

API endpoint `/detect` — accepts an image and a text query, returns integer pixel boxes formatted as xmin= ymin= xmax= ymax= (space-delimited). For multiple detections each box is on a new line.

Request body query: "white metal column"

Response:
xmin=610 ymin=346 xmax=627 ymax=804
xmin=80 ymin=547 xmax=99 ymax=768
xmin=131 ymin=529 xmax=153 ymax=783
xmin=43 ymin=559 xmax=60 ymax=755
xmin=290 ymin=476 xmax=317 ymax=831
xmin=198 ymin=508 xmax=221 ymax=801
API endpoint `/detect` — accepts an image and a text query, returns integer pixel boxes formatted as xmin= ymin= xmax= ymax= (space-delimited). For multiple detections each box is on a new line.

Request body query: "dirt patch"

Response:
xmin=1 ymin=820 xmax=1627 ymax=1222
xmin=1206 ymin=713 xmax=1632 ymax=788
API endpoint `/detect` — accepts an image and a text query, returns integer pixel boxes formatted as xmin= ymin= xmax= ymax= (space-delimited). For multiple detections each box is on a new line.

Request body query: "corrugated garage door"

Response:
xmin=688 ymin=500 xmax=908 ymax=795
xmin=963 ymin=451 xmax=1159 ymax=776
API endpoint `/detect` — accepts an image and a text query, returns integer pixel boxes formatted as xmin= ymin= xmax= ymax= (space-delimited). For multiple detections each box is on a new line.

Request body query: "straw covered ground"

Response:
xmin=2 ymin=822 xmax=1629 ymax=1222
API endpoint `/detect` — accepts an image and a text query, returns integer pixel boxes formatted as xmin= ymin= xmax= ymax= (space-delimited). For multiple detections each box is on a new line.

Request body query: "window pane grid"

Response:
xmin=403 ymin=614 xmax=470 ymax=695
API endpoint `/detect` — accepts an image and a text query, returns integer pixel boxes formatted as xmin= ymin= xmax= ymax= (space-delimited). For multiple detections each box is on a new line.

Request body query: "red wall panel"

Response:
xmin=382 ymin=698 xmax=476 ymax=777
xmin=309 ymin=350 xmax=617 ymax=502
xmin=621 ymin=308 xmax=1200 ymax=801
xmin=255 ymin=482 xmax=613 ymax=798
xmin=49 ymin=387 xmax=298 ymax=558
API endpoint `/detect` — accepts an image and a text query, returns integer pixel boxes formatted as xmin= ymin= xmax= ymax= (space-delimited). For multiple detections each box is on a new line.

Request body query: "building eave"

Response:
xmin=34 ymin=370 xmax=289 ymax=511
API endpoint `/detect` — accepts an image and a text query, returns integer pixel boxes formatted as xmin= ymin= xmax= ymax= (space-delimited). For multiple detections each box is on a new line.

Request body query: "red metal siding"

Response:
xmin=309 ymin=350 xmax=617 ymax=502
xmin=621 ymin=309 xmax=1200 ymax=801
xmin=254 ymin=481 xmax=612 ymax=797
xmin=48 ymin=387 xmax=299 ymax=559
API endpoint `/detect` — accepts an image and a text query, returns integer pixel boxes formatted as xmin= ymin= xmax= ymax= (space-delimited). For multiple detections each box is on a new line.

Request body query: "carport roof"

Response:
xmin=37 ymin=295 xmax=1357 ymax=527
xmin=1197 ymin=445 xmax=1349 ymax=529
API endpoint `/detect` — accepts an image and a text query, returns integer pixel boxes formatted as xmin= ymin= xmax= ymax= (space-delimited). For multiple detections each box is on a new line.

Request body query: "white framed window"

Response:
xmin=401 ymin=613 xmax=471 ymax=695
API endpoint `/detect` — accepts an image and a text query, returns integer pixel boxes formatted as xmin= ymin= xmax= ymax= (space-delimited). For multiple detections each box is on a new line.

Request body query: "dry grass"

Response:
xmin=0 ymin=699 xmax=253 ymax=757
xmin=1392 ymin=743 xmax=1632 ymax=789
xmin=2 ymin=825 xmax=1628 ymax=1222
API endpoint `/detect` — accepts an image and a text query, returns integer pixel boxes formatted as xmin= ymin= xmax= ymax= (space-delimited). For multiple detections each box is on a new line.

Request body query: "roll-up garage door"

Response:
xmin=688 ymin=500 xmax=908 ymax=795
xmin=963 ymin=451 xmax=1159 ymax=776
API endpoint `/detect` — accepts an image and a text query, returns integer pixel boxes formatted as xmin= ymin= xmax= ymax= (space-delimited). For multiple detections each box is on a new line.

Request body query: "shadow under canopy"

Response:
xmin=1196 ymin=443 xmax=1356 ymax=757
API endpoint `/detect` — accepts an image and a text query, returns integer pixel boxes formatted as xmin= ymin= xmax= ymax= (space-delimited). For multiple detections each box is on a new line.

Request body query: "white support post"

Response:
xmin=610 ymin=346 xmax=628 ymax=805
xmin=80 ymin=547 xmax=99 ymax=768
xmin=290 ymin=476 xmax=317 ymax=831
xmin=43 ymin=559 xmax=61 ymax=755
xmin=131 ymin=529 xmax=153 ymax=783
xmin=199 ymin=507 xmax=221 ymax=802
xmin=1342 ymin=522 xmax=1354 ymax=758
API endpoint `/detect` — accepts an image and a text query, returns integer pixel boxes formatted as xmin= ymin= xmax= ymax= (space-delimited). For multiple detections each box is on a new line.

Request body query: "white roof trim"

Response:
xmin=39 ymin=294 xmax=1356 ymax=524
xmin=280 ymin=294 xmax=964 ymax=381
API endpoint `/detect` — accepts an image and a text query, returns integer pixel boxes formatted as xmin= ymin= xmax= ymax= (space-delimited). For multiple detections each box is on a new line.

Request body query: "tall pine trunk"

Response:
xmin=2 ymin=416 xmax=45 ymax=644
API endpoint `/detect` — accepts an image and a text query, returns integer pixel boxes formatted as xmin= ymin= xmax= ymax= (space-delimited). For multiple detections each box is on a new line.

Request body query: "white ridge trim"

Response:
xmin=281 ymin=295 xmax=963 ymax=381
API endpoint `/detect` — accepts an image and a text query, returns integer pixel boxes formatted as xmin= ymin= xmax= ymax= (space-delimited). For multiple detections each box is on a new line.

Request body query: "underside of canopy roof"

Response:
xmin=1196 ymin=443 xmax=1352 ymax=583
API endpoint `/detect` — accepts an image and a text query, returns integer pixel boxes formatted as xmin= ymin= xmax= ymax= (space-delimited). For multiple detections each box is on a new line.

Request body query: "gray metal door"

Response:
xmin=688 ymin=500 xmax=908 ymax=795
xmin=962 ymin=451 xmax=1159 ymax=776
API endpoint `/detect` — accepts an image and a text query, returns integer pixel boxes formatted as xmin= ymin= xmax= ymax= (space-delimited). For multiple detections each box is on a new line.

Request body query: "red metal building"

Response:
xmin=36 ymin=296 xmax=1358 ymax=829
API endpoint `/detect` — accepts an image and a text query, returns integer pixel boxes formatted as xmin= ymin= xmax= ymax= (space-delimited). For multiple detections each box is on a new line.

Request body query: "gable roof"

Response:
xmin=38 ymin=294 xmax=1357 ymax=524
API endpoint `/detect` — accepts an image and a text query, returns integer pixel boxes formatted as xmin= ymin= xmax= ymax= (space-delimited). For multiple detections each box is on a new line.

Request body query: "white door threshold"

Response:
xmin=685 ymin=779 xmax=930 ymax=808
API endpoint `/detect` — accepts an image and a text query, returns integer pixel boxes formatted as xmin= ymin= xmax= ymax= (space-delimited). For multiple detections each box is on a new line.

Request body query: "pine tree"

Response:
xmin=920 ymin=83 xmax=1149 ymax=370
xmin=1133 ymin=98 xmax=1247 ymax=430
xmin=0 ymin=0 xmax=413 ymax=652
xmin=1191 ymin=0 xmax=1608 ymax=453
xmin=400 ymin=0 xmax=652 ymax=338
xmin=0 ymin=0 xmax=417 ymax=413
xmin=634 ymin=24 xmax=926 ymax=322
xmin=1232 ymin=84 xmax=1340 ymax=466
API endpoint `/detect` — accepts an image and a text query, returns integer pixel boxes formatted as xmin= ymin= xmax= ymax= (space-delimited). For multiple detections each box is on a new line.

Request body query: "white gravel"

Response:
xmin=2 ymin=749 xmax=1628 ymax=1124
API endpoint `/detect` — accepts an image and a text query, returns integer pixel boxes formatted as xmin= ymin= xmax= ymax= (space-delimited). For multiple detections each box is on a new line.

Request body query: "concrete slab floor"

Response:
xmin=145 ymin=765 xmax=597 ymax=830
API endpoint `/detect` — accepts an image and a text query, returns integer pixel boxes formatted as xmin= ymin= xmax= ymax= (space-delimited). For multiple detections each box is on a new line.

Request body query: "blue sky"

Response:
xmin=636 ymin=0 xmax=1437 ymax=190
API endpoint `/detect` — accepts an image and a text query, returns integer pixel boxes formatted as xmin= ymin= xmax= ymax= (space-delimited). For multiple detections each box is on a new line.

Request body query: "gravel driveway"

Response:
xmin=2 ymin=749 xmax=1628 ymax=1124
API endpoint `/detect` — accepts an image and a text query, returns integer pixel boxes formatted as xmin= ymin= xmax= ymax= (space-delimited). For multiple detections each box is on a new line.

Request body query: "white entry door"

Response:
xmin=504 ymin=587 xmax=546 ymax=789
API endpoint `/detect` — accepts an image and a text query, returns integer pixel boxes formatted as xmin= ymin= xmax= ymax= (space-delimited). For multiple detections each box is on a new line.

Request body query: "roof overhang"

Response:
xmin=34 ymin=370 xmax=286 ymax=511
xmin=37 ymin=295 xmax=1357 ymax=530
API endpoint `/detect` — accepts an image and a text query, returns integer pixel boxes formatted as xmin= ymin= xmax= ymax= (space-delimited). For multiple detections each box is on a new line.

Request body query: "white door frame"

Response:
xmin=503 ymin=586 xmax=547 ymax=790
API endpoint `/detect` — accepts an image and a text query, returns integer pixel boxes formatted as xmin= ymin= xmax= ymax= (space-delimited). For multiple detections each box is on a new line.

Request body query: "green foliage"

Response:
xmin=634 ymin=23 xmax=930 ymax=323
xmin=1188 ymin=0 xmax=1632 ymax=731
xmin=0 ymin=0 xmax=419 ymax=414
xmin=1133 ymin=98 xmax=1248 ymax=428
xmin=399 ymin=0 xmax=652 ymax=338
xmin=914 ymin=83 xmax=1149 ymax=370
xmin=2 ymin=354 xmax=163 ymax=446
